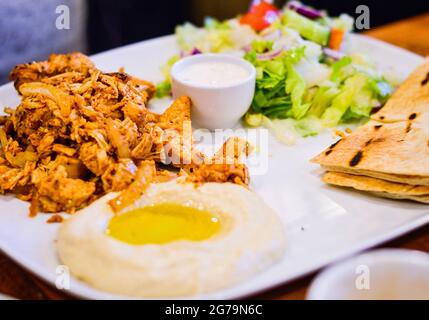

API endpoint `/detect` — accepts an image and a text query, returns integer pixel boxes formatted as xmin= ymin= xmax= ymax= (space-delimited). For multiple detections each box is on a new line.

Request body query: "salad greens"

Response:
xmin=282 ymin=9 xmax=330 ymax=46
xmin=156 ymin=1 xmax=394 ymax=143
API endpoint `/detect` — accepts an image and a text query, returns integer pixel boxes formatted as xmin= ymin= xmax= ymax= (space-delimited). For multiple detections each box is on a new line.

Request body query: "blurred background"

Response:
xmin=1 ymin=0 xmax=429 ymax=84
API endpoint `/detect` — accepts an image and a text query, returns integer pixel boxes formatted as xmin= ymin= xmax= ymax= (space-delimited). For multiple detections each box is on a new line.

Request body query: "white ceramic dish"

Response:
xmin=307 ymin=249 xmax=429 ymax=300
xmin=0 ymin=293 xmax=14 ymax=300
xmin=171 ymin=53 xmax=256 ymax=130
xmin=0 ymin=34 xmax=428 ymax=300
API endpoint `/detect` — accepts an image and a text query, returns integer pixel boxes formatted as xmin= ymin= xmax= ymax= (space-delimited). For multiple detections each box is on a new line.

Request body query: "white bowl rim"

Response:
xmin=307 ymin=248 xmax=429 ymax=300
xmin=170 ymin=53 xmax=256 ymax=90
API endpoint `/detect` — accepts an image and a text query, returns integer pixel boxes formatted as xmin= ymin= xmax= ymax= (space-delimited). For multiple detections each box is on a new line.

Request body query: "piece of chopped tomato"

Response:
xmin=239 ymin=1 xmax=279 ymax=32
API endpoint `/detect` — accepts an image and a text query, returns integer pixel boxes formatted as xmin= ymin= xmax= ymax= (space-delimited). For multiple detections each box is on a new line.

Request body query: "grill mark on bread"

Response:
xmin=349 ymin=151 xmax=363 ymax=167
xmin=325 ymin=139 xmax=342 ymax=156
xmin=422 ymin=72 xmax=429 ymax=86
xmin=363 ymin=137 xmax=384 ymax=149
xmin=329 ymin=139 xmax=341 ymax=150
xmin=408 ymin=113 xmax=417 ymax=120
xmin=406 ymin=122 xmax=412 ymax=133
xmin=373 ymin=137 xmax=385 ymax=143
xmin=364 ymin=139 xmax=373 ymax=147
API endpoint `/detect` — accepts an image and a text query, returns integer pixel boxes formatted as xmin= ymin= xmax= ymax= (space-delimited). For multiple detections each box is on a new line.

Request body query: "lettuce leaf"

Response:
xmin=245 ymin=46 xmax=310 ymax=119
xmin=308 ymin=86 xmax=340 ymax=117
xmin=330 ymin=56 xmax=352 ymax=83
xmin=285 ymin=62 xmax=310 ymax=119
xmin=155 ymin=55 xmax=179 ymax=98
xmin=282 ymin=9 xmax=330 ymax=45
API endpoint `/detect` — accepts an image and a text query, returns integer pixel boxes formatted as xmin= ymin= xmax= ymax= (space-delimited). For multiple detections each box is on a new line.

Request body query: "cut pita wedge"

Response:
xmin=320 ymin=166 xmax=429 ymax=186
xmin=371 ymin=57 xmax=429 ymax=123
xmin=323 ymin=172 xmax=429 ymax=204
xmin=312 ymin=120 xmax=429 ymax=184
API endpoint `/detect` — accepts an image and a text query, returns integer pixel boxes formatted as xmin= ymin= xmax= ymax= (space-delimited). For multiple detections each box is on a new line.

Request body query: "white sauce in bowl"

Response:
xmin=177 ymin=61 xmax=250 ymax=87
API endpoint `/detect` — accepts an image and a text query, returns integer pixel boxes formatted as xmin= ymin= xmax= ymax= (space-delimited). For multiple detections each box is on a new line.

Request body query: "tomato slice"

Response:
xmin=239 ymin=1 xmax=280 ymax=32
xmin=249 ymin=1 xmax=278 ymax=15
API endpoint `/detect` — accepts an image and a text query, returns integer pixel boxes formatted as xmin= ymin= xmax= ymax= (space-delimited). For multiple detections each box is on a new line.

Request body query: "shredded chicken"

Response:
xmin=183 ymin=137 xmax=252 ymax=186
xmin=0 ymin=53 xmax=251 ymax=216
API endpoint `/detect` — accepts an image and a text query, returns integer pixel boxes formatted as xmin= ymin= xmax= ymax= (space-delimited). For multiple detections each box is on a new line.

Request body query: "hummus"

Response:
xmin=57 ymin=181 xmax=285 ymax=297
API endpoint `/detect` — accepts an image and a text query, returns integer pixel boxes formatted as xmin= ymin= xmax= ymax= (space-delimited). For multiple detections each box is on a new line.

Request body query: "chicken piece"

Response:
xmin=35 ymin=165 xmax=96 ymax=213
xmin=79 ymin=141 xmax=112 ymax=176
xmin=131 ymin=128 xmax=157 ymax=160
xmin=36 ymin=132 xmax=56 ymax=155
xmin=101 ymin=159 xmax=137 ymax=192
xmin=185 ymin=163 xmax=250 ymax=186
xmin=81 ymin=72 xmax=153 ymax=118
xmin=105 ymin=118 xmax=139 ymax=159
xmin=52 ymin=144 xmax=76 ymax=157
xmin=8 ymin=97 xmax=57 ymax=141
xmin=122 ymin=100 xmax=159 ymax=126
xmin=19 ymin=82 xmax=75 ymax=120
xmin=42 ymin=72 xmax=87 ymax=89
xmin=185 ymin=137 xmax=252 ymax=186
xmin=46 ymin=214 xmax=64 ymax=223
xmin=51 ymin=155 xmax=88 ymax=179
xmin=9 ymin=53 xmax=95 ymax=92
xmin=160 ymin=125 xmax=205 ymax=166
xmin=0 ymin=165 xmax=27 ymax=191
xmin=0 ymin=129 xmax=38 ymax=169
xmin=0 ymin=161 xmax=35 ymax=192
xmin=107 ymin=72 xmax=156 ymax=100
xmin=211 ymin=137 xmax=252 ymax=164
xmin=108 ymin=160 xmax=156 ymax=213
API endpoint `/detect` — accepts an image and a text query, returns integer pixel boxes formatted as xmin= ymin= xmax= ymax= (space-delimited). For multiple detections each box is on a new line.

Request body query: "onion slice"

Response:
xmin=323 ymin=47 xmax=345 ymax=61
xmin=257 ymin=46 xmax=285 ymax=61
xmin=287 ymin=1 xmax=323 ymax=20
xmin=181 ymin=48 xmax=202 ymax=58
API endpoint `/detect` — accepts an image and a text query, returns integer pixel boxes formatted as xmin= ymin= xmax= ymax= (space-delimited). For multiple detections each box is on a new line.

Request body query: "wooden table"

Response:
xmin=1 ymin=13 xmax=429 ymax=301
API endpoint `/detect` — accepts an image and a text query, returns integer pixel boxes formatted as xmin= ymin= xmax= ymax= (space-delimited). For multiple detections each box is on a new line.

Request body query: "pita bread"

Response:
xmin=312 ymin=119 xmax=429 ymax=182
xmin=320 ymin=165 xmax=429 ymax=186
xmin=323 ymin=172 xmax=429 ymax=204
xmin=371 ymin=57 xmax=429 ymax=123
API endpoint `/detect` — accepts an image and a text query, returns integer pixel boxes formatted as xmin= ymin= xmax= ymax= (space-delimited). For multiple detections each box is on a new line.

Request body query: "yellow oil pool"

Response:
xmin=106 ymin=203 xmax=221 ymax=245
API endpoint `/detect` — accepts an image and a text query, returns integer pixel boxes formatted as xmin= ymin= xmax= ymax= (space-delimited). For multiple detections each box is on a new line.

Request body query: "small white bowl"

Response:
xmin=307 ymin=249 xmax=429 ymax=300
xmin=170 ymin=54 xmax=256 ymax=130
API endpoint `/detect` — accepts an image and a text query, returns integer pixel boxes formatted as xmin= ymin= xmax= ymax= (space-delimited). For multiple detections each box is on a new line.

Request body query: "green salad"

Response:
xmin=157 ymin=1 xmax=394 ymax=143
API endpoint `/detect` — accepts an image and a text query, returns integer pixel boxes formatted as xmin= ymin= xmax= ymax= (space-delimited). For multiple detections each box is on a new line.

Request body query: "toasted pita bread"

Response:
xmin=371 ymin=57 xmax=429 ymax=123
xmin=323 ymin=172 xmax=429 ymax=204
xmin=312 ymin=119 xmax=429 ymax=183
xmin=320 ymin=165 xmax=429 ymax=186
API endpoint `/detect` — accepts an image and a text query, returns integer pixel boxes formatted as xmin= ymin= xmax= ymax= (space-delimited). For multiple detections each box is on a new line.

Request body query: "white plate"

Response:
xmin=0 ymin=34 xmax=428 ymax=300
